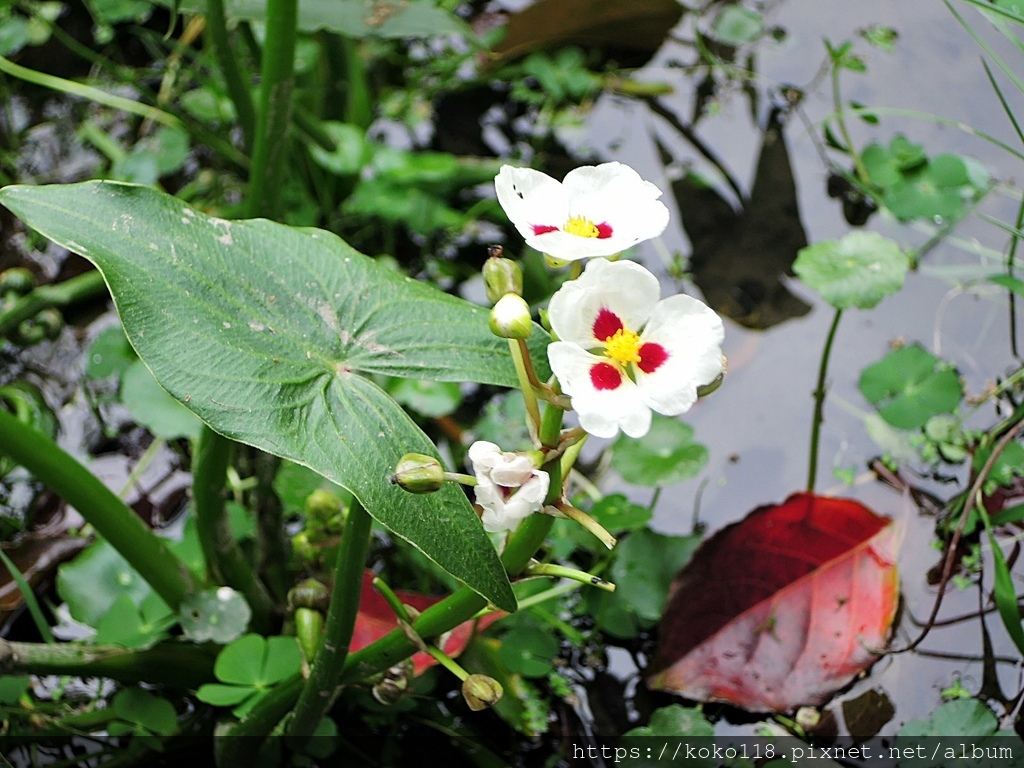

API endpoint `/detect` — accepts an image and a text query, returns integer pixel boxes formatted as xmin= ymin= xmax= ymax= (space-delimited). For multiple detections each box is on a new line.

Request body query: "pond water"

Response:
xmin=577 ymin=0 xmax=1024 ymax=737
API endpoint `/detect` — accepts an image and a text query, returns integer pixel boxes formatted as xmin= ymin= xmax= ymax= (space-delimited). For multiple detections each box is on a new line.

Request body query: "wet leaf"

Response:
xmin=611 ymin=416 xmax=708 ymax=487
xmin=179 ymin=587 xmax=252 ymax=643
xmin=859 ymin=344 xmax=962 ymax=430
xmin=648 ymin=493 xmax=900 ymax=712
xmin=794 ymin=231 xmax=909 ymax=310
xmin=0 ymin=181 xmax=532 ymax=611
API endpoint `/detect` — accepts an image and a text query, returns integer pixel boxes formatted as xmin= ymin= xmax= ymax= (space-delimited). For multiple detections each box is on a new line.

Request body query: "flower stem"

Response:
xmin=831 ymin=63 xmax=869 ymax=185
xmin=523 ymin=560 xmax=615 ymax=592
xmin=0 ymin=270 xmax=106 ymax=336
xmin=0 ymin=407 xmax=194 ymax=610
xmin=245 ymin=0 xmax=298 ymax=218
xmin=553 ymin=502 xmax=616 ymax=550
xmin=807 ymin=307 xmax=844 ymax=493
xmin=286 ymin=500 xmax=373 ymax=747
xmin=193 ymin=426 xmax=274 ymax=632
xmin=509 ymin=339 xmax=542 ymax=436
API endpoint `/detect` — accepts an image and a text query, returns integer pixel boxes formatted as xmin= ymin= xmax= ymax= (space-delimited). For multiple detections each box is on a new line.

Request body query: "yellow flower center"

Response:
xmin=604 ymin=328 xmax=642 ymax=365
xmin=563 ymin=215 xmax=600 ymax=238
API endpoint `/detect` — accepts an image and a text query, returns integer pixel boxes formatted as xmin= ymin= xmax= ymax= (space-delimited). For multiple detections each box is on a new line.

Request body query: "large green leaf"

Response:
xmin=0 ymin=181 xmax=532 ymax=611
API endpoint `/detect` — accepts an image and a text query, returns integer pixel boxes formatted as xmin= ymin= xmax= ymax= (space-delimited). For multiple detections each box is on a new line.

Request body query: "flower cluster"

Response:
xmin=494 ymin=163 xmax=670 ymax=261
xmin=547 ymin=258 xmax=724 ymax=439
xmin=468 ymin=441 xmax=549 ymax=533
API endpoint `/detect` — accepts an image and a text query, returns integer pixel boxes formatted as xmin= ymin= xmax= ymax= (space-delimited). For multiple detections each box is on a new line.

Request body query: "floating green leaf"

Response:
xmin=0 ymin=181 xmax=530 ymax=610
xmin=94 ymin=592 xmax=176 ymax=648
xmin=498 ymin=626 xmax=559 ymax=678
xmin=794 ymin=231 xmax=909 ymax=310
xmin=710 ymin=5 xmax=763 ymax=45
xmin=111 ymin=687 xmax=178 ymax=736
xmin=611 ymin=416 xmax=708 ymax=487
xmin=179 ymin=587 xmax=252 ymax=643
xmin=858 ymin=344 xmax=962 ymax=429
xmin=57 ymin=538 xmax=155 ymax=626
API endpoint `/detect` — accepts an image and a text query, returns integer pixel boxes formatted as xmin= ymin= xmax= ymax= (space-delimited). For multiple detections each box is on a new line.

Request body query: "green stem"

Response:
xmin=193 ymin=426 xmax=274 ymax=632
xmin=807 ymin=307 xmax=844 ymax=493
xmin=509 ymin=339 xmax=542 ymax=436
xmin=253 ymin=449 xmax=290 ymax=602
xmin=0 ymin=270 xmax=106 ymax=336
xmin=245 ymin=0 xmax=298 ymax=218
xmin=0 ymin=56 xmax=181 ymax=127
xmin=0 ymin=408 xmax=194 ymax=610
xmin=0 ymin=549 xmax=55 ymax=643
xmin=228 ymin=495 xmax=559 ymax=753
xmin=0 ymin=639 xmax=215 ymax=688
xmin=831 ymin=64 xmax=869 ymax=185
xmin=204 ymin=0 xmax=257 ymax=152
xmin=523 ymin=560 xmax=615 ymax=592
xmin=286 ymin=501 xmax=373 ymax=747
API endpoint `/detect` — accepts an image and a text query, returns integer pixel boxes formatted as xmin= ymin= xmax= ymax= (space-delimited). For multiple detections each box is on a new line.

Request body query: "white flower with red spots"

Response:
xmin=469 ymin=441 xmax=550 ymax=533
xmin=494 ymin=163 xmax=670 ymax=261
xmin=547 ymin=259 xmax=724 ymax=439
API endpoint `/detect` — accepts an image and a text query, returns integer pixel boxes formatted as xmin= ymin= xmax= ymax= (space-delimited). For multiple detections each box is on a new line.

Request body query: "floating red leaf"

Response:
xmin=647 ymin=493 xmax=901 ymax=712
xmin=351 ymin=571 xmax=501 ymax=676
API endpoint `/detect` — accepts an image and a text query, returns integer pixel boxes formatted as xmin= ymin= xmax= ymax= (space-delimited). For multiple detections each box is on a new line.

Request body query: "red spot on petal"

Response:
xmin=532 ymin=224 xmax=559 ymax=235
xmin=590 ymin=362 xmax=622 ymax=391
xmin=592 ymin=308 xmax=623 ymax=341
xmin=638 ymin=343 xmax=669 ymax=374
xmin=596 ymin=222 xmax=613 ymax=239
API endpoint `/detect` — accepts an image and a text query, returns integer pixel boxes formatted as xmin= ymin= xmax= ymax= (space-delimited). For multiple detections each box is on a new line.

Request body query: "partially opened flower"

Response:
xmin=468 ymin=441 xmax=549 ymax=533
xmin=494 ymin=163 xmax=670 ymax=261
xmin=547 ymin=259 xmax=724 ymax=439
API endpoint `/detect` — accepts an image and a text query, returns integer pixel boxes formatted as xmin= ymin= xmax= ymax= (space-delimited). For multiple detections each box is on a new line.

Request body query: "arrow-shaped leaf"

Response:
xmin=0 ymin=181 xmax=535 ymax=611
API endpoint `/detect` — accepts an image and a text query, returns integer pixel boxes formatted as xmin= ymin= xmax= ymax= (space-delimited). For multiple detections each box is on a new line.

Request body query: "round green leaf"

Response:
xmin=180 ymin=587 xmax=252 ymax=644
xmin=899 ymin=699 xmax=998 ymax=737
xmin=214 ymin=633 xmax=266 ymax=685
xmin=611 ymin=529 xmax=701 ymax=623
xmin=57 ymin=538 xmax=153 ymax=626
xmin=0 ymin=181 xmax=535 ymax=611
xmin=858 ymin=344 xmax=963 ymax=429
xmin=793 ymin=231 xmax=909 ymax=309
xmin=710 ymin=5 xmax=763 ymax=45
xmin=588 ymin=494 xmax=652 ymax=533
xmin=112 ymin=688 xmax=178 ymax=736
xmin=262 ymin=635 xmax=303 ymax=685
xmin=611 ymin=415 xmax=708 ymax=487
xmin=196 ymin=683 xmax=255 ymax=707
xmin=498 ymin=626 xmax=558 ymax=678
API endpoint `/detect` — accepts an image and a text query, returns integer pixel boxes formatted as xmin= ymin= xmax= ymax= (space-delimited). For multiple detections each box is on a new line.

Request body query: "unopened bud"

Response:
xmin=489 ymin=294 xmax=533 ymax=339
xmin=462 ymin=674 xmax=503 ymax=711
xmin=391 ymin=453 xmax=445 ymax=493
xmin=287 ymin=578 xmax=330 ymax=612
xmin=0 ymin=268 xmax=34 ymax=296
xmin=483 ymin=255 xmax=523 ymax=303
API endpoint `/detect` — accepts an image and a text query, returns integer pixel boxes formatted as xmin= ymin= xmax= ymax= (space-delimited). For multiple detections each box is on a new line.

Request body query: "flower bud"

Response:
xmin=483 ymin=255 xmax=523 ymax=303
xmin=488 ymin=294 xmax=533 ymax=340
xmin=391 ymin=453 xmax=445 ymax=493
xmin=462 ymin=674 xmax=503 ymax=711
xmin=0 ymin=268 xmax=34 ymax=296
xmin=287 ymin=578 xmax=330 ymax=612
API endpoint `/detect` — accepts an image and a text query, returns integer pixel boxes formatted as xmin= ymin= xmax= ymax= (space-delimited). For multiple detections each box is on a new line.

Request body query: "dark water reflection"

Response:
xmin=578 ymin=0 xmax=1024 ymax=735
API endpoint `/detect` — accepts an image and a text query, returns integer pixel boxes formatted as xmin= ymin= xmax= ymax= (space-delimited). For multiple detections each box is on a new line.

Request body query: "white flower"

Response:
xmin=547 ymin=259 xmax=724 ymax=439
xmin=494 ymin=162 xmax=670 ymax=261
xmin=469 ymin=441 xmax=549 ymax=533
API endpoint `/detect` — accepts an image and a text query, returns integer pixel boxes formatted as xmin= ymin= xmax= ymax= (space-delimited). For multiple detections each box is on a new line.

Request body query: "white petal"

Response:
xmin=489 ymin=453 xmax=536 ymax=487
xmin=547 ymin=259 xmax=660 ymax=347
xmin=560 ymin=162 xmax=644 ymax=197
xmin=548 ymin=342 xmax=652 ymax=438
xmin=635 ymin=294 xmax=725 ymax=416
xmin=494 ymin=166 xmax=569 ymax=241
xmin=468 ymin=441 xmax=502 ymax=473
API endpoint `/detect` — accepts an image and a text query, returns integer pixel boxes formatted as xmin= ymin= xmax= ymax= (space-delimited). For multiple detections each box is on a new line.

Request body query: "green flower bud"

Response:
xmin=462 ymin=674 xmax=503 ymax=711
xmin=287 ymin=578 xmax=330 ymax=612
xmin=391 ymin=453 xmax=445 ymax=493
xmin=372 ymin=659 xmax=415 ymax=705
xmin=483 ymin=254 xmax=523 ymax=303
xmin=0 ymin=268 xmax=34 ymax=296
xmin=488 ymin=294 xmax=533 ymax=340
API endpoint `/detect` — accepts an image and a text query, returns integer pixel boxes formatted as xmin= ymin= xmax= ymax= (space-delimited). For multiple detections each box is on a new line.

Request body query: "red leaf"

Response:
xmin=647 ymin=493 xmax=901 ymax=712
xmin=351 ymin=571 xmax=501 ymax=676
